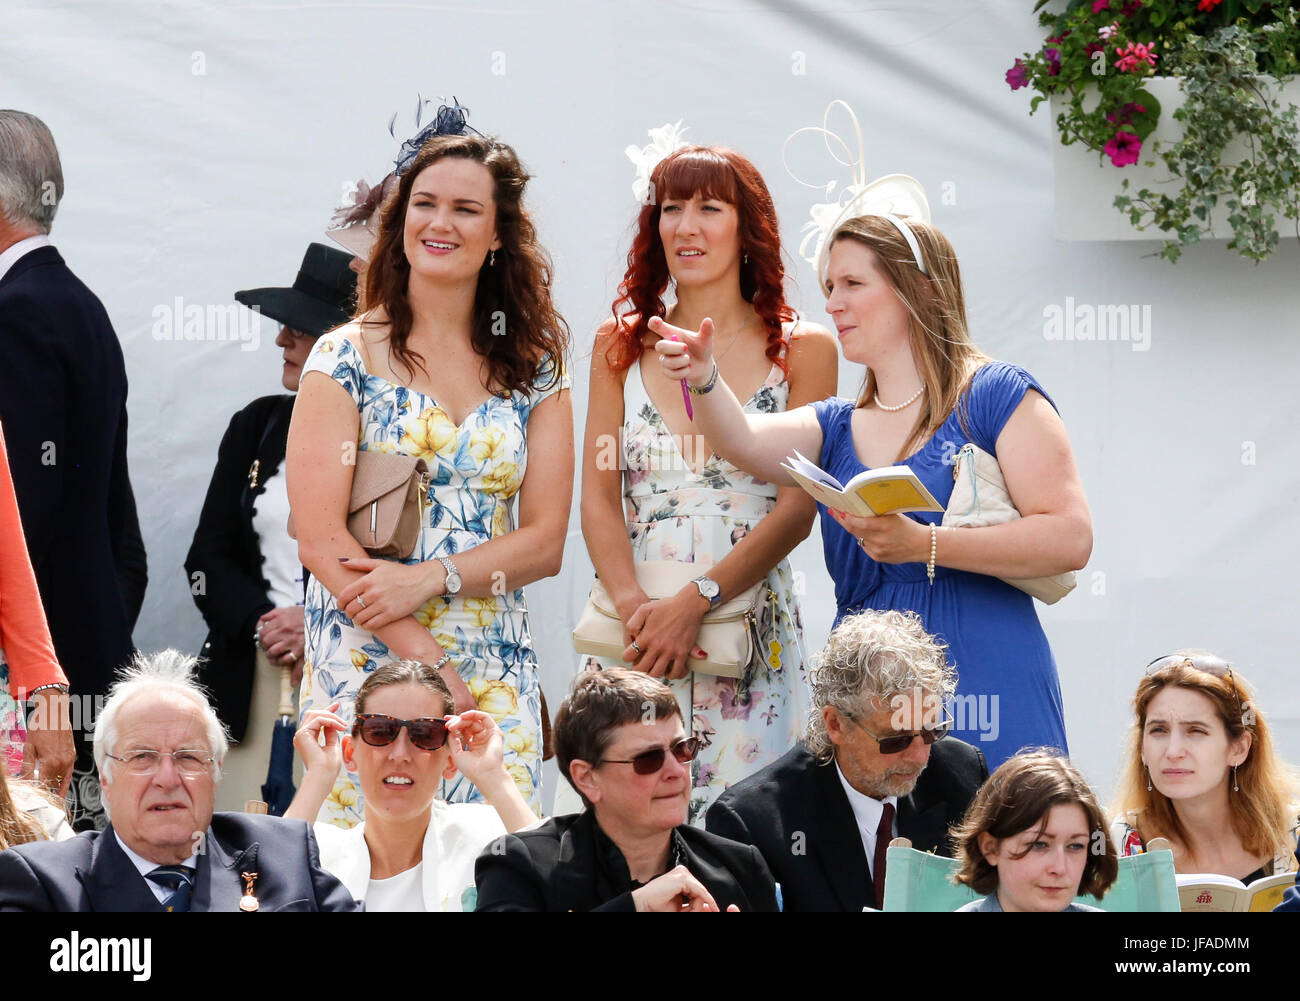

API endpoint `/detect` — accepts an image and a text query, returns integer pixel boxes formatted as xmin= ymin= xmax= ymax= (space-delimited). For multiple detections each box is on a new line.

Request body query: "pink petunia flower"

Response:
xmin=1005 ymin=58 xmax=1029 ymax=90
xmin=1104 ymin=131 xmax=1142 ymax=167
xmin=1045 ymin=48 xmax=1062 ymax=76
xmin=1093 ymin=0 xmax=1111 ymax=12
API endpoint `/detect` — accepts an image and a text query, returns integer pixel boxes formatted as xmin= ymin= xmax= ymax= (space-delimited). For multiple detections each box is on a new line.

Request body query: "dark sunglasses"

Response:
xmin=353 ymin=713 xmax=450 ymax=751
xmin=599 ymin=737 xmax=702 ymax=776
xmin=846 ymin=713 xmax=952 ymax=755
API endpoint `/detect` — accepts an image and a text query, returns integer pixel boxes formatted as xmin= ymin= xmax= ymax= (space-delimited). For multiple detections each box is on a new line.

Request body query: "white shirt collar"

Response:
xmin=834 ymin=761 xmax=898 ymax=863
xmin=114 ymin=830 xmax=200 ymax=904
xmin=0 ymin=234 xmax=51 ymax=285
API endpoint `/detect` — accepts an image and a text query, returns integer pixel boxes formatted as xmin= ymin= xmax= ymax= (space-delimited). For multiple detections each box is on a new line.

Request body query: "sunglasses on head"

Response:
xmin=353 ymin=713 xmax=450 ymax=751
xmin=846 ymin=713 xmax=952 ymax=755
xmin=1144 ymin=654 xmax=1242 ymax=714
xmin=599 ymin=737 xmax=702 ymax=775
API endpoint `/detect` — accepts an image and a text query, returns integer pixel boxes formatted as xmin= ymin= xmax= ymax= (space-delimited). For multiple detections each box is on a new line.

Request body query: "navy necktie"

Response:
xmin=146 ymin=865 xmax=195 ymax=913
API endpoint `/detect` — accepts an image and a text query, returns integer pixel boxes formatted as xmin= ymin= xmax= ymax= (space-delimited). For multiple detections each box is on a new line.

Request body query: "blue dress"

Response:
xmin=810 ymin=362 xmax=1068 ymax=768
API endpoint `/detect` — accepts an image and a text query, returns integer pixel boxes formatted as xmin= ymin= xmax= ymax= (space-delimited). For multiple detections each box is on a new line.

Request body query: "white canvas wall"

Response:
xmin=7 ymin=0 xmax=1297 ymax=810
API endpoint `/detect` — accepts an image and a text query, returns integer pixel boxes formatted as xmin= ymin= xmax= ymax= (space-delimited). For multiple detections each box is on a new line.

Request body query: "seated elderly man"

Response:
xmin=475 ymin=668 xmax=777 ymax=911
xmin=0 ymin=651 xmax=359 ymax=911
xmin=706 ymin=609 xmax=989 ymax=912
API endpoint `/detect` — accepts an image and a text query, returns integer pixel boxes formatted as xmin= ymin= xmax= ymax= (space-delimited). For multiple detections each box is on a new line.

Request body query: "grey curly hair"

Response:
xmin=805 ymin=609 xmax=957 ymax=763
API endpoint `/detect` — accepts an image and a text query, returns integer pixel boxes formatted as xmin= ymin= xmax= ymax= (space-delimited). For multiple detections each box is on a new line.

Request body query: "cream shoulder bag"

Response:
xmin=941 ymin=442 xmax=1077 ymax=604
xmin=572 ymin=561 xmax=766 ymax=678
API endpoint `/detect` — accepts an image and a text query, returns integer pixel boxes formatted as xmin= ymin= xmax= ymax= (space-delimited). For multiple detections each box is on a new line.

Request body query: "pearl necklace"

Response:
xmin=873 ymin=385 xmax=925 ymax=412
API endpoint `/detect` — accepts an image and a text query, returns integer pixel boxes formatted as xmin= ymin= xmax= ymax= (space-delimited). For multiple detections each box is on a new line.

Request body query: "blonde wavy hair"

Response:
xmin=805 ymin=609 xmax=957 ymax=764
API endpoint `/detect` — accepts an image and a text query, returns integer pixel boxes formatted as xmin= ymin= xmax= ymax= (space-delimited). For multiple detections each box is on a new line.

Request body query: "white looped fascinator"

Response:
xmin=626 ymin=120 xmax=690 ymax=204
xmin=784 ymin=101 xmax=931 ymax=291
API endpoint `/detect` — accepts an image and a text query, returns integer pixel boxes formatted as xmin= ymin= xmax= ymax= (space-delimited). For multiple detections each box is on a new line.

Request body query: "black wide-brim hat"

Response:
xmin=234 ymin=242 xmax=358 ymax=337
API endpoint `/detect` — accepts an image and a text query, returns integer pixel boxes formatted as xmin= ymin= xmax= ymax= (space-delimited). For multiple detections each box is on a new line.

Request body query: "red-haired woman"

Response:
xmin=578 ymin=145 xmax=838 ymax=822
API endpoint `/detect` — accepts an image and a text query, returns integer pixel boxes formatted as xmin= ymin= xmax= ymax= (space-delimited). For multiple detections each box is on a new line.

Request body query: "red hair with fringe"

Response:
xmin=605 ymin=146 xmax=793 ymax=373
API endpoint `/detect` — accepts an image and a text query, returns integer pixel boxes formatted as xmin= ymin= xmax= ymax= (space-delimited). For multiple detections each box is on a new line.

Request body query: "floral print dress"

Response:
xmin=577 ymin=355 xmax=810 ymax=824
xmin=298 ymin=335 xmax=567 ymax=827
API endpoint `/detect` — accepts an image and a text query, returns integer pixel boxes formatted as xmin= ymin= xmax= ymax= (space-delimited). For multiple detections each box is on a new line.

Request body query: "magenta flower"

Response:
xmin=1115 ymin=40 xmax=1158 ymax=73
xmin=1005 ymin=58 xmax=1029 ymax=90
xmin=1104 ymin=131 xmax=1142 ymax=167
xmin=1121 ymin=0 xmax=1143 ymax=16
xmin=1105 ymin=102 xmax=1148 ymax=126
xmin=1092 ymin=0 xmax=1111 ymax=12
xmin=1045 ymin=48 xmax=1062 ymax=76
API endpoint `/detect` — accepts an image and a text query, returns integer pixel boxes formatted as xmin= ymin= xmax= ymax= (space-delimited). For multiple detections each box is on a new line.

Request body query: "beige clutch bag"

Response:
xmin=288 ymin=450 xmax=430 ymax=560
xmin=941 ymin=443 xmax=1076 ymax=604
xmin=572 ymin=561 xmax=766 ymax=678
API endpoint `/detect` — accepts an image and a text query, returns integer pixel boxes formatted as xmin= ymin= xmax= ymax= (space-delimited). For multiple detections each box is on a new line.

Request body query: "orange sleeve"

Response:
xmin=0 ymin=425 xmax=67 ymax=695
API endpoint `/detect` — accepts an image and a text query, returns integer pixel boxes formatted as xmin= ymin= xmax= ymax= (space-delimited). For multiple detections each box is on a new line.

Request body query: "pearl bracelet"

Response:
xmin=927 ymin=523 xmax=938 ymax=585
xmin=687 ymin=360 xmax=720 ymax=396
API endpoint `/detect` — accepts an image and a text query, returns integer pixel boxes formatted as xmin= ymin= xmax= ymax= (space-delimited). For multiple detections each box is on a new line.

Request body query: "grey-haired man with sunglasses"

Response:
xmin=0 ymin=651 xmax=359 ymax=911
xmin=706 ymin=610 xmax=989 ymax=911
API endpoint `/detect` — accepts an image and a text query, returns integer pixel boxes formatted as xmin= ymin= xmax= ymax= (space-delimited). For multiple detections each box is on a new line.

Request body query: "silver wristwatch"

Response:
xmin=692 ymin=575 xmax=721 ymax=608
xmin=438 ymin=556 xmax=463 ymax=595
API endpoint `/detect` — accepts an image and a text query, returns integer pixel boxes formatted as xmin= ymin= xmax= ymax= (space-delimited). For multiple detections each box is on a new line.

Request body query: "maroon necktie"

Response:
xmin=873 ymin=802 xmax=896 ymax=909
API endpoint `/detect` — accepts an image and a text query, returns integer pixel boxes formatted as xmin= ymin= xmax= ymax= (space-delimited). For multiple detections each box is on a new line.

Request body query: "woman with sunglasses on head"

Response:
xmin=577 ymin=136 xmax=838 ymax=822
xmin=287 ymin=660 xmax=536 ymax=911
xmin=1111 ymin=651 xmax=1300 ymax=883
xmin=655 ymin=111 xmax=1090 ymax=770
xmin=475 ymin=668 xmax=777 ymax=911
xmin=289 ymin=128 xmax=572 ymax=826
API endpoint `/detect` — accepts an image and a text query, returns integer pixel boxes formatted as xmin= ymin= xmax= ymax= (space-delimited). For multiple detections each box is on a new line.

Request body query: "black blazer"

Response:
xmin=0 ymin=813 xmax=359 ymax=912
xmin=0 ymin=245 xmax=146 ymax=701
xmin=475 ymin=810 xmax=779 ymax=912
xmin=185 ymin=394 xmax=296 ymax=742
xmin=705 ymin=740 xmax=989 ymax=912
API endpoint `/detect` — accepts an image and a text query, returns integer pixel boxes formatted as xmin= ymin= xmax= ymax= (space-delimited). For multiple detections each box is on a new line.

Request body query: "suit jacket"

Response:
xmin=705 ymin=740 xmax=989 ymax=912
xmin=315 ymin=801 xmax=506 ymax=912
xmin=0 ymin=812 xmax=360 ymax=912
xmin=0 ymin=245 xmax=146 ymax=702
xmin=184 ymin=394 xmax=295 ymax=741
xmin=474 ymin=809 xmax=778 ymax=912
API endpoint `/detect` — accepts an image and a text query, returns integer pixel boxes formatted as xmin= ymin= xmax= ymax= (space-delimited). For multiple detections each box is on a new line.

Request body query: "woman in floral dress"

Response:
xmin=577 ymin=144 xmax=838 ymax=822
xmin=288 ymin=134 xmax=572 ymax=826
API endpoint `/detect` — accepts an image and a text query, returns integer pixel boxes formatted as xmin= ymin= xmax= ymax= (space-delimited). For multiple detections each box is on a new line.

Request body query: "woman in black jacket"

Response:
xmin=185 ymin=243 xmax=356 ymax=811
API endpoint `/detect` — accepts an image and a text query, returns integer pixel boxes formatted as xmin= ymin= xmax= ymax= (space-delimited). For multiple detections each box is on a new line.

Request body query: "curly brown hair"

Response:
xmin=359 ymin=133 xmax=569 ymax=395
xmin=604 ymin=145 xmax=793 ymax=374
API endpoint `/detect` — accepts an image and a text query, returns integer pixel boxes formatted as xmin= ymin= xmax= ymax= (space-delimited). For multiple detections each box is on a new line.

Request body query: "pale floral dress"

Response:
xmin=298 ymin=335 xmax=568 ymax=827
xmin=577 ymin=353 xmax=810 ymax=824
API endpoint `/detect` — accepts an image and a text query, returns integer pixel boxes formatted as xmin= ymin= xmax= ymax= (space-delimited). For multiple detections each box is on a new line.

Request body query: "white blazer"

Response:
xmin=314 ymin=801 xmax=506 ymax=912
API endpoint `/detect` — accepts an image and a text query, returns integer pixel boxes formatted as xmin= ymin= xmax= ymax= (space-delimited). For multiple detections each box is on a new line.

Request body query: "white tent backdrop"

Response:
xmin=8 ymin=0 xmax=1298 ymax=811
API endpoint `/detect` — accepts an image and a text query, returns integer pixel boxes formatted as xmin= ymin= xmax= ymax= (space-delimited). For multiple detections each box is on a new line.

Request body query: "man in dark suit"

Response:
xmin=0 ymin=110 xmax=147 ymax=830
xmin=706 ymin=610 xmax=989 ymax=912
xmin=0 ymin=651 xmax=359 ymax=911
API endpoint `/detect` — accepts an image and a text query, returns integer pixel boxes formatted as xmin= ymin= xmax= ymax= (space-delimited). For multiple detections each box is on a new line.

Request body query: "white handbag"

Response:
xmin=572 ymin=561 xmax=767 ymax=678
xmin=941 ymin=443 xmax=1077 ymax=604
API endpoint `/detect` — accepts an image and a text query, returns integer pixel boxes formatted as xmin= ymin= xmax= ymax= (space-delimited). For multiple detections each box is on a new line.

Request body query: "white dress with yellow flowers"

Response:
xmin=298 ymin=335 xmax=566 ymax=827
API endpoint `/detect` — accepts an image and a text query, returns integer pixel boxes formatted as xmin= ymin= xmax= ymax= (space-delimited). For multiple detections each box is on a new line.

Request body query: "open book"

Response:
xmin=781 ymin=451 xmax=942 ymax=518
xmin=1177 ymin=871 xmax=1295 ymax=912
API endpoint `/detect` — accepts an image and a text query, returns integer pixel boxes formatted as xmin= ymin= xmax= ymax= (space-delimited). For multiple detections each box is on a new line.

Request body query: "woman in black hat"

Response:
xmin=185 ymin=242 xmax=357 ymax=812
xmin=288 ymin=132 xmax=572 ymax=826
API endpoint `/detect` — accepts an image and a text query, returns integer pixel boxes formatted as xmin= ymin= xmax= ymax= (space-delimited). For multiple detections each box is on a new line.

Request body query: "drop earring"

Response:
xmin=1145 ymin=764 xmax=1151 ymax=792
xmin=1232 ymin=764 xmax=1239 ymax=792
xmin=742 ymin=252 xmax=749 ymax=265
xmin=489 ymin=249 xmax=496 ymax=267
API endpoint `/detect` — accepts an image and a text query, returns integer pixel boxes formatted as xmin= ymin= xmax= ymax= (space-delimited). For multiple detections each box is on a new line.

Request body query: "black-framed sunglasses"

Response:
xmin=599 ymin=737 xmax=702 ymax=776
xmin=353 ymin=713 xmax=450 ymax=751
xmin=1144 ymin=653 xmax=1242 ymax=715
xmin=845 ymin=713 xmax=953 ymax=755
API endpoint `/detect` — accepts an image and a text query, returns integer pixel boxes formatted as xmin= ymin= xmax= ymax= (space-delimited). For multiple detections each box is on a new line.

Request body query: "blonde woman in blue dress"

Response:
xmin=289 ymin=132 xmax=572 ymax=827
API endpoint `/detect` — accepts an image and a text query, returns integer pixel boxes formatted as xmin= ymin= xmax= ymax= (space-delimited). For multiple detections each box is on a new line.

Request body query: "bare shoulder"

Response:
xmin=786 ymin=319 xmax=838 ymax=352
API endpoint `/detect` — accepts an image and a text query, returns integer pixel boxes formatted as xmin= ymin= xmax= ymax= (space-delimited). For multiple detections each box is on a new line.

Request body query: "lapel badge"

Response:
xmin=239 ymin=871 xmax=260 ymax=912
xmin=248 ymin=459 xmax=261 ymax=490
